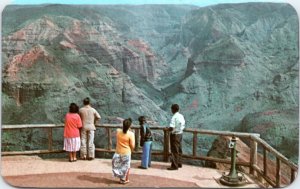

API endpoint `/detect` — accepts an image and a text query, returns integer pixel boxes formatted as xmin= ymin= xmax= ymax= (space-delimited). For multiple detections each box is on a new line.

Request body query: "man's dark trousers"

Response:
xmin=170 ymin=133 xmax=182 ymax=168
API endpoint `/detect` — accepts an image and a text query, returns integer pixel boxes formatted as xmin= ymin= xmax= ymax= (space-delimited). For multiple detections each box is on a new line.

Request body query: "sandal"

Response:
xmin=120 ymin=179 xmax=130 ymax=184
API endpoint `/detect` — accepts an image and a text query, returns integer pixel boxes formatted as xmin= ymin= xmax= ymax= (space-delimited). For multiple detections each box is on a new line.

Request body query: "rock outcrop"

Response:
xmin=238 ymin=108 xmax=299 ymax=162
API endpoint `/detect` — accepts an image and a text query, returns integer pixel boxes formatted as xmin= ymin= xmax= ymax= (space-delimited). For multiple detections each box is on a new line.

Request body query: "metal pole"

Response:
xmin=228 ymin=137 xmax=237 ymax=178
xmin=219 ymin=136 xmax=248 ymax=186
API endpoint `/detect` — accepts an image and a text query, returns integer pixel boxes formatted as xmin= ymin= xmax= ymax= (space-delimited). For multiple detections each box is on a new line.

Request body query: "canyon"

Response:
xmin=1 ymin=3 xmax=299 ymax=162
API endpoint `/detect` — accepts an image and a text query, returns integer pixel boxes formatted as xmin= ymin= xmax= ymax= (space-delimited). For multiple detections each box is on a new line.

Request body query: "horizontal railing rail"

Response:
xmin=1 ymin=124 xmax=298 ymax=187
xmin=250 ymin=135 xmax=298 ymax=187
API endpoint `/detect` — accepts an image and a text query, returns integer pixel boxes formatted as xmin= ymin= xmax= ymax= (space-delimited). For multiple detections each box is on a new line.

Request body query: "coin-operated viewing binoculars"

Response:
xmin=219 ymin=136 xmax=248 ymax=186
xmin=228 ymin=139 xmax=235 ymax=148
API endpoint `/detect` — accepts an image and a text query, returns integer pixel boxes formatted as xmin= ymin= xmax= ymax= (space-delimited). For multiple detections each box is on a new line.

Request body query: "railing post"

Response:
xmin=250 ymin=137 xmax=258 ymax=175
xmin=106 ymin=128 xmax=112 ymax=150
xmin=193 ymin=132 xmax=197 ymax=156
xmin=163 ymin=129 xmax=170 ymax=162
xmin=263 ymin=148 xmax=268 ymax=177
xmin=48 ymin=128 xmax=53 ymax=151
xmin=135 ymin=128 xmax=140 ymax=151
xmin=291 ymin=168 xmax=295 ymax=183
xmin=276 ymin=157 xmax=281 ymax=187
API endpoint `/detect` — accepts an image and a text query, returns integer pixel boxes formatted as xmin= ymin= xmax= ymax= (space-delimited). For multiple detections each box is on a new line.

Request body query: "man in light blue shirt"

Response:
xmin=167 ymin=104 xmax=185 ymax=170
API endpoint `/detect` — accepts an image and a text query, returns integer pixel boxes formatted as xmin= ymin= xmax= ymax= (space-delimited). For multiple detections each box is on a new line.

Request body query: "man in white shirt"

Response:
xmin=79 ymin=97 xmax=101 ymax=160
xmin=167 ymin=104 xmax=185 ymax=170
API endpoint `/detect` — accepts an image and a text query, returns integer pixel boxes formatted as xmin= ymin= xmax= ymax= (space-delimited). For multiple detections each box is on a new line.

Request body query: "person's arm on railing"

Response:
xmin=77 ymin=114 xmax=83 ymax=129
xmin=129 ymin=132 xmax=135 ymax=151
xmin=94 ymin=109 xmax=101 ymax=125
xmin=167 ymin=115 xmax=176 ymax=132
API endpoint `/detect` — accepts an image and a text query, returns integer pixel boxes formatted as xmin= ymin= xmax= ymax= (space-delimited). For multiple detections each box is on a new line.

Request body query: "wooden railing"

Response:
xmin=1 ymin=124 xmax=298 ymax=187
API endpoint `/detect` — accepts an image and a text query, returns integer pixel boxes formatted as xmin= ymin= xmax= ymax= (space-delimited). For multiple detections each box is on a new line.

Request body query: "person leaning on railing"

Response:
xmin=63 ymin=103 xmax=83 ymax=162
xmin=79 ymin=97 xmax=101 ymax=160
xmin=167 ymin=104 xmax=185 ymax=170
xmin=138 ymin=116 xmax=153 ymax=169
xmin=112 ymin=118 xmax=135 ymax=184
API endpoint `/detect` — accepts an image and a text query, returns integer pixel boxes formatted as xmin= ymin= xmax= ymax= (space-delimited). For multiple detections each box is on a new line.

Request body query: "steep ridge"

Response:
xmin=2 ymin=11 xmax=170 ymax=125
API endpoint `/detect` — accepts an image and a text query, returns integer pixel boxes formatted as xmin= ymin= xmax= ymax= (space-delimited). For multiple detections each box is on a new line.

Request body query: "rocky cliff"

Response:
xmin=1 ymin=3 xmax=298 ymax=161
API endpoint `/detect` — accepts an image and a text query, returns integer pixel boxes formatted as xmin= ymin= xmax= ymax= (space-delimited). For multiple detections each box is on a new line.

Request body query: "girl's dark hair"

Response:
xmin=138 ymin=116 xmax=146 ymax=125
xmin=69 ymin=103 xmax=79 ymax=113
xmin=123 ymin=118 xmax=132 ymax=134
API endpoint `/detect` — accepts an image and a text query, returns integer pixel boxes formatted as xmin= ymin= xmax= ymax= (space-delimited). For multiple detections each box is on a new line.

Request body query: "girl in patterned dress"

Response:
xmin=112 ymin=118 xmax=135 ymax=184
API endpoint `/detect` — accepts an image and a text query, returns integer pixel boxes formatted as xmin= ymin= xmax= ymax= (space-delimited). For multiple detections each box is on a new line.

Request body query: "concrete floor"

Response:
xmin=1 ymin=155 xmax=261 ymax=188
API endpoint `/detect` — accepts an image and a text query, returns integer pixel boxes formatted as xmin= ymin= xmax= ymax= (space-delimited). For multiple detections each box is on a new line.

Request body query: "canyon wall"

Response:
xmin=1 ymin=3 xmax=298 ymax=161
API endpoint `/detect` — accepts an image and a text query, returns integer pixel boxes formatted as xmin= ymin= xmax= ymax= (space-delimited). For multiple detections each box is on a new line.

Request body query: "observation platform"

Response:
xmin=1 ymin=155 xmax=260 ymax=188
xmin=2 ymin=124 xmax=298 ymax=188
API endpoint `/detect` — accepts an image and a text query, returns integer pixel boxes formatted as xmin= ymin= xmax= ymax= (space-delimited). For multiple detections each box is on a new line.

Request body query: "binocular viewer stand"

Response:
xmin=219 ymin=136 xmax=248 ymax=186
